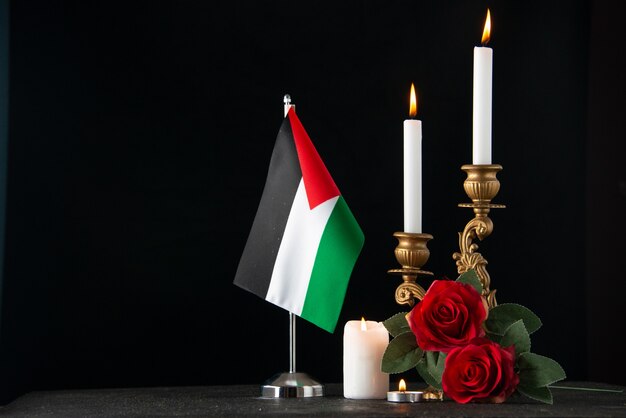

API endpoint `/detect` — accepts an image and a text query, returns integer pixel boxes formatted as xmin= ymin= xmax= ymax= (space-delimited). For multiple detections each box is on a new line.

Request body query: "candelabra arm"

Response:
xmin=395 ymin=280 xmax=426 ymax=307
xmin=453 ymin=164 xmax=504 ymax=309
xmin=388 ymin=232 xmax=433 ymax=307
xmin=452 ymin=216 xmax=497 ymax=307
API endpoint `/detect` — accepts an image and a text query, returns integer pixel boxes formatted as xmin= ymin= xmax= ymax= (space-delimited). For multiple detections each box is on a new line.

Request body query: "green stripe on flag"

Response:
xmin=300 ymin=196 xmax=364 ymax=333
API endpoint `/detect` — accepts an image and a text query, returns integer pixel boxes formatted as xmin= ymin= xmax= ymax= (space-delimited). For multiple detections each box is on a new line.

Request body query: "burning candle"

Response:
xmin=387 ymin=379 xmax=424 ymax=403
xmin=473 ymin=9 xmax=492 ymax=164
xmin=343 ymin=318 xmax=389 ymax=399
xmin=404 ymin=83 xmax=422 ymax=233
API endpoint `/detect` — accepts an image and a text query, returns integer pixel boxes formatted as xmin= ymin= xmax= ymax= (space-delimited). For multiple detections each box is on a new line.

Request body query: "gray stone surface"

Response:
xmin=0 ymin=382 xmax=624 ymax=417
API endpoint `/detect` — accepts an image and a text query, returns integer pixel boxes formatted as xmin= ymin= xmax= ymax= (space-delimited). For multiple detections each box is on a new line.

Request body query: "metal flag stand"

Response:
xmin=260 ymin=96 xmax=325 ymax=398
xmin=261 ymin=312 xmax=325 ymax=398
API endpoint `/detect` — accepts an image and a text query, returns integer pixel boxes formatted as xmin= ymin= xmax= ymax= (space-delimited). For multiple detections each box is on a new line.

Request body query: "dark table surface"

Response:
xmin=1 ymin=381 xmax=624 ymax=417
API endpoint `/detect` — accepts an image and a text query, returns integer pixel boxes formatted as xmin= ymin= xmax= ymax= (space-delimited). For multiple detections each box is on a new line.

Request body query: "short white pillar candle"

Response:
xmin=343 ymin=319 xmax=389 ymax=399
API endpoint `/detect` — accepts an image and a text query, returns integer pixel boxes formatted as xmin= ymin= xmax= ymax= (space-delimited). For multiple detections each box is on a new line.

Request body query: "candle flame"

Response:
xmin=399 ymin=379 xmax=407 ymax=392
xmin=409 ymin=83 xmax=417 ymax=118
xmin=361 ymin=317 xmax=367 ymax=331
xmin=481 ymin=9 xmax=491 ymax=46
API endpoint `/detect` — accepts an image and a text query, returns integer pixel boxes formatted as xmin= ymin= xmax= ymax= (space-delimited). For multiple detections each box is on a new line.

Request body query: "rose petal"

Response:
xmin=442 ymin=338 xmax=519 ymax=404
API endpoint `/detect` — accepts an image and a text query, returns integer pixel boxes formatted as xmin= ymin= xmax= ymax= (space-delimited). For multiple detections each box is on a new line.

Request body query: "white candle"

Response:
xmin=473 ymin=9 xmax=493 ymax=165
xmin=343 ymin=318 xmax=389 ymax=399
xmin=404 ymin=83 xmax=422 ymax=233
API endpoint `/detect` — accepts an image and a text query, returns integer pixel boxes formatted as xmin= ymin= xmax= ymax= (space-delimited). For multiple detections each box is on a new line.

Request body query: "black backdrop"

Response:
xmin=0 ymin=0 xmax=624 ymax=403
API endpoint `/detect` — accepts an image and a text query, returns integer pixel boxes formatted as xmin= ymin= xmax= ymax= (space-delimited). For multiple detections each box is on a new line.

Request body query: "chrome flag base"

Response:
xmin=261 ymin=372 xmax=324 ymax=398
xmin=260 ymin=313 xmax=324 ymax=398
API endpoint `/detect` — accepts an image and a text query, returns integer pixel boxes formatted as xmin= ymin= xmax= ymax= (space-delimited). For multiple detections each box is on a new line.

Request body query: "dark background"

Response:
xmin=0 ymin=0 xmax=624 ymax=404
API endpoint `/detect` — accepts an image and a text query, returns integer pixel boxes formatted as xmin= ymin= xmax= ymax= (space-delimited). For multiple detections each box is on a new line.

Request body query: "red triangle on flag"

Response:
xmin=288 ymin=108 xmax=340 ymax=210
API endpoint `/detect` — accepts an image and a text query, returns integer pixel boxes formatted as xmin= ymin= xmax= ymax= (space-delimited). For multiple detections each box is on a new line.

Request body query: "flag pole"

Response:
xmin=289 ymin=312 xmax=296 ymax=373
xmin=286 ymin=96 xmax=296 ymax=374
xmin=260 ymin=95 xmax=324 ymax=398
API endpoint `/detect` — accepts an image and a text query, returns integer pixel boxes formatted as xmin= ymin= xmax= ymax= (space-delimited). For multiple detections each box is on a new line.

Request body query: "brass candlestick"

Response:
xmin=453 ymin=164 xmax=505 ymax=308
xmin=387 ymin=232 xmax=443 ymax=401
xmin=388 ymin=232 xmax=434 ymax=307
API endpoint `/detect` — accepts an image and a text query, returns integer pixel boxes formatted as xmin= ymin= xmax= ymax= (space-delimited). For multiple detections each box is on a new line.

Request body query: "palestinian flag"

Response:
xmin=234 ymin=108 xmax=364 ymax=333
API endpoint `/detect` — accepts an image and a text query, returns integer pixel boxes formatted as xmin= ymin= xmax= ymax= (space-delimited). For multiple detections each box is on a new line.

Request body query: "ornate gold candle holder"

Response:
xmin=387 ymin=235 xmax=442 ymax=401
xmin=388 ymin=232 xmax=434 ymax=307
xmin=453 ymin=164 xmax=505 ymax=308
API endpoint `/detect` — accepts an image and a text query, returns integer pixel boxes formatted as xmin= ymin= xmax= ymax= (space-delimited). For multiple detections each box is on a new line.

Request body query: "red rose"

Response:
xmin=442 ymin=337 xmax=519 ymax=403
xmin=406 ymin=280 xmax=487 ymax=353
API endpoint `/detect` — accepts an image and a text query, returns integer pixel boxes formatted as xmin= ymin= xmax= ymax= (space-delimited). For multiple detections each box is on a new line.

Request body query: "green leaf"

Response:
xmin=517 ymin=384 xmax=553 ymax=404
xmin=485 ymin=303 xmax=542 ymax=336
xmin=500 ymin=319 xmax=531 ymax=356
xmin=485 ymin=331 xmax=502 ymax=344
xmin=433 ymin=352 xmax=447 ymax=386
xmin=456 ymin=269 xmax=483 ymax=294
xmin=518 ymin=352 xmax=566 ymax=388
xmin=383 ymin=312 xmax=410 ymax=337
xmin=381 ymin=332 xmax=424 ymax=374
xmin=428 ymin=351 xmax=447 ymax=382
xmin=415 ymin=358 xmax=440 ymax=389
xmin=414 ymin=351 xmax=446 ymax=389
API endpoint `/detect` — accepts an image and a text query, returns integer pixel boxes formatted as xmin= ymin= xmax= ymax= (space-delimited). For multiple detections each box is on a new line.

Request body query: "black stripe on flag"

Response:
xmin=234 ymin=117 xmax=302 ymax=299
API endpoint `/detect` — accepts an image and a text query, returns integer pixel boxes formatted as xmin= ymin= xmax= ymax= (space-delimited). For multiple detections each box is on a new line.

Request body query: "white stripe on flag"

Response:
xmin=266 ymin=179 xmax=339 ymax=315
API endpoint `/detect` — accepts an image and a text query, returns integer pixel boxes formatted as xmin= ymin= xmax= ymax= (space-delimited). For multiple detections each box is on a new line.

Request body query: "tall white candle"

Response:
xmin=404 ymin=83 xmax=422 ymax=233
xmin=473 ymin=9 xmax=493 ymax=165
xmin=343 ymin=319 xmax=389 ymax=399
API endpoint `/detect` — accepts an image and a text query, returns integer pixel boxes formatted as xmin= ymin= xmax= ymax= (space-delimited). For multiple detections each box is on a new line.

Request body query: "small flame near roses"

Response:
xmin=399 ymin=379 xmax=407 ymax=392
xmin=361 ymin=317 xmax=367 ymax=331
